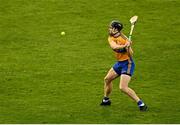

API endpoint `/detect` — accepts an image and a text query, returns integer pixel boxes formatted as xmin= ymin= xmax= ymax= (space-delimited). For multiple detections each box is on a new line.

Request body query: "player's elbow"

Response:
xmin=112 ymin=48 xmax=118 ymax=51
xmin=110 ymin=45 xmax=117 ymax=50
xmin=110 ymin=44 xmax=121 ymax=50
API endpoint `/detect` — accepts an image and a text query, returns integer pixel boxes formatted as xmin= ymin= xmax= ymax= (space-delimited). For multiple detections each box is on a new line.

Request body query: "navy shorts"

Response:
xmin=113 ymin=58 xmax=135 ymax=76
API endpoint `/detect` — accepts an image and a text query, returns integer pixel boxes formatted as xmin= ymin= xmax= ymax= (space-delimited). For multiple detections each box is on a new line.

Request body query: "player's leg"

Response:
xmin=119 ymin=74 xmax=140 ymax=102
xmin=119 ymin=74 xmax=147 ymax=111
xmin=104 ymin=68 xmax=119 ymax=97
xmin=119 ymin=59 xmax=147 ymax=111
xmin=100 ymin=68 xmax=119 ymax=106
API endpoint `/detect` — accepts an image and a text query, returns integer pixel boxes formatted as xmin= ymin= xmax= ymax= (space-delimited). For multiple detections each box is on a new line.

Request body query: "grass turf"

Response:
xmin=0 ymin=0 xmax=180 ymax=123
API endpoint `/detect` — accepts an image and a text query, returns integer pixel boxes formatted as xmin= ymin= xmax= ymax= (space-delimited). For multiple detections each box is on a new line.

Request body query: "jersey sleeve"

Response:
xmin=108 ymin=36 xmax=115 ymax=44
xmin=108 ymin=36 xmax=112 ymax=43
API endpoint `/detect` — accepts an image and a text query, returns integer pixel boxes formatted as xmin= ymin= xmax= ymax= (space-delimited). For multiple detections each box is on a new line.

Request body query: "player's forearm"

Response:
xmin=109 ymin=39 xmax=130 ymax=50
xmin=126 ymin=47 xmax=133 ymax=56
xmin=112 ymin=44 xmax=127 ymax=50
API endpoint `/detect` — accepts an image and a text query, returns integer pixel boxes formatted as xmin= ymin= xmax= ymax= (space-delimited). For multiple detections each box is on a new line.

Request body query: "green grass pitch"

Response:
xmin=0 ymin=0 xmax=180 ymax=123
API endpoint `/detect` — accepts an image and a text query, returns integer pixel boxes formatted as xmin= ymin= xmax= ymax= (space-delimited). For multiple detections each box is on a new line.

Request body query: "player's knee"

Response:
xmin=119 ymin=85 xmax=128 ymax=93
xmin=104 ymin=76 xmax=111 ymax=84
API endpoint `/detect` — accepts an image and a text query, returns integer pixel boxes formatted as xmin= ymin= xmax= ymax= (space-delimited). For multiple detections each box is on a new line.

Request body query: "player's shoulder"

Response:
xmin=108 ymin=35 xmax=114 ymax=42
xmin=108 ymin=35 xmax=118 ymax=41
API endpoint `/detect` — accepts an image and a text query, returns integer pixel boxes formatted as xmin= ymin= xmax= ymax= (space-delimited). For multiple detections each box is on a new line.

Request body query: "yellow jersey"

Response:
xmin=108 ymin=35 xmax=130 ymax=61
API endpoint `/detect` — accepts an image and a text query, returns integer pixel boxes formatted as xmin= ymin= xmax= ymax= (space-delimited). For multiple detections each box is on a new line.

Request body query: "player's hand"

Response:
xmin=127 ymin=39 xmax=132 ymax=45
xmin=129 ymin=40 xmax=132 ymax=44
xmin=125 ymin=42 xmax=130 ymax=47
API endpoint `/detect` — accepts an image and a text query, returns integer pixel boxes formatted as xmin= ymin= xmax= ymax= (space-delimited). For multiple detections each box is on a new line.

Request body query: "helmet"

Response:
xmin=110 ymin=20 xmax=123 ymax=32
xmin=109 ymin=20 xmax=123 ymax=36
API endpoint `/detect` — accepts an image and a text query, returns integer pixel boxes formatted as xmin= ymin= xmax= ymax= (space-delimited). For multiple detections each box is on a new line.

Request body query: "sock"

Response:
xmin=137 ymin=100 xmax=145 ymax=107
